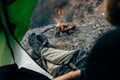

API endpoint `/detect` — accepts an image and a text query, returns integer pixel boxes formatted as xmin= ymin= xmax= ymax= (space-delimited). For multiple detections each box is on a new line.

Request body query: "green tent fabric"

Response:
xmin=0 ymin=1 xmax=53 ymax=79
xmin=7 ymin=0 xmax=38 ymax=41
xmin=0 ymin=0 xmax=37 ymax=65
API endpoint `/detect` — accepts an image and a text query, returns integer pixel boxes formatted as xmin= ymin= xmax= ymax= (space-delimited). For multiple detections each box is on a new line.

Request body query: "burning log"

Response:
xmin=53 ymin=8 xmax=77 ymax=38
xmin=54 ymin=24 xmax=77 ymax=38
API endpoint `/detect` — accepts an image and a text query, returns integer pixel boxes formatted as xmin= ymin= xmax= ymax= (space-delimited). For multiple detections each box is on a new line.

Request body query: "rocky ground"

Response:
xmin=21 ymin=0 xmax=115 ymax=56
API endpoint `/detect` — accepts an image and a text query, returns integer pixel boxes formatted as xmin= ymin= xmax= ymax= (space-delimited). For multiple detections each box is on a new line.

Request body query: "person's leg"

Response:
xmin=41 ymin=48 xmax=78 ymax=65
xmin=28 ymin=33 xmax=79 ymax=76
xmin=28 ymin=33 xmax=88 ymax=77
xmin=28 ymin=33 xmax=77 ymax=64
xmin=28 ymin=33 xmax=45 ymax=60
xmin=70 ymin=49 xmax=89 ymax=69
xmin=40 ymin=47 xmax=79 ymax=76
xmin=28 ymin=33 xmax=56 ymax=60
xmin=55 ymin=49 xmax=89 ymax=77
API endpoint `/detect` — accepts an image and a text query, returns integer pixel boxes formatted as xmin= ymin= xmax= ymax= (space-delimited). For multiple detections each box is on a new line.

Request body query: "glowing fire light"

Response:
xmin=54 ymin=8 xmax=76 ymax=37
xmin=55 ymin=8 xmax=61 ymax=19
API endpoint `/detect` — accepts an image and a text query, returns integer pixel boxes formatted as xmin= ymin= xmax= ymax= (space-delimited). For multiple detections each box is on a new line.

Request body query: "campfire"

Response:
xmin=54 ymin=8 xmax=77 ymax=38
xmin=54 ymin=23 xmax=77 ymax=38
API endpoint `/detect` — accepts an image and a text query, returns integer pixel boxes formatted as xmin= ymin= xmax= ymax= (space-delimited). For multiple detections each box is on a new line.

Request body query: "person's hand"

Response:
xmin=53 ymin=76 xmax=68 ymax=80
xmin=53 ymin=70 xmax=81 ymax=80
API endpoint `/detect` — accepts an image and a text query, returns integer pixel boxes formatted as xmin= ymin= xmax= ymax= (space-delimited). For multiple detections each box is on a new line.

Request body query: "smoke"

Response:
xmin=30 ymin=0 xmax=68 ymax=28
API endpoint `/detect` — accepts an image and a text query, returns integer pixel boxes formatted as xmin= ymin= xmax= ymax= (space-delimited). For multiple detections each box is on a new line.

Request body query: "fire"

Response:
xmin=67 ymin=25 xmax=72 ymax=30
xmin=60 ymin=23 xmax=64 ymax=31
xmin=55 ymin=8 xmax=61 ymax=19
xmin=54 ymin=8 xmax=76 ymax=37
xmin=60 ymin=23 xmax=73 ymax=31
xmin=55 ymin=23 xmax=76 ymax=37
xmin=54 ymin=8 xmax=61 ymax=26
xmin=55 ymin=8 xmax=73 ymax=32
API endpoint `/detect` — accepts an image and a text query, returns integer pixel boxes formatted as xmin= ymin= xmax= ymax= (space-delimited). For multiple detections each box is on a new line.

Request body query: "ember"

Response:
xmin=54 ymin=24 xmax=77 ymax=38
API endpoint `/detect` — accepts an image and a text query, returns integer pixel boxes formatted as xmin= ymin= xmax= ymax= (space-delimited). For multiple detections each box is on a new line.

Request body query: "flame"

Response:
xmin=60 ymin=23 xmax=64 ymax=31
xmin=67 ymin=25 xmax=72 ymax=30
xmin=60 ymin=23 xmax=73 ymax=31
xmin=54 ymin=8 xmax=61 ymax=25
xmin=54 ymin=8 xmax=76 ymax=37
xmin=55 ymin=8 xmax=61 ymax=19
